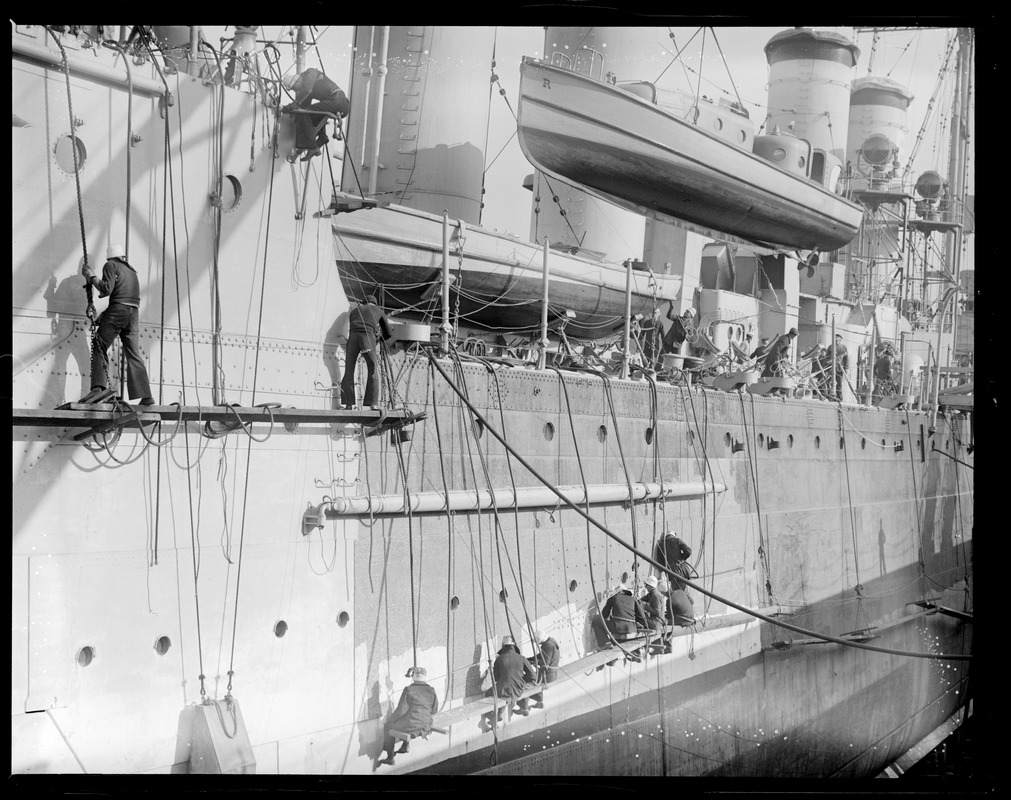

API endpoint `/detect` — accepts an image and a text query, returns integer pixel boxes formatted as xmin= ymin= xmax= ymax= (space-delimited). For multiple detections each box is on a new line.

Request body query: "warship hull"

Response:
xmin=11 ymin=25 xmax=973 ymax=779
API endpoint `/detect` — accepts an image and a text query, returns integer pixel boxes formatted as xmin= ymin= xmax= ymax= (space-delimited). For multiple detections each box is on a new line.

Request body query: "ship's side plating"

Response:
xmin=11 ymin=25 xmax=973 ymax=777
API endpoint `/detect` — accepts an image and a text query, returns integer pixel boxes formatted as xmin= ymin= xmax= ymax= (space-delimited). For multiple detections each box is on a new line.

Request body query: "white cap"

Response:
xmin=535 ymin=630 xmax=547 ymax=643
xmin=644 ymin=575 xmax=658 ymax=588
xmin=683 ymin=308 xmax=696 ymax=318
xmin=501 ymin=635 xmax=514 ymax=647
xmin=106 ymin=242 xmax=125 ymax=260
xmin=281 ymin=73 xmax=298 ymax=90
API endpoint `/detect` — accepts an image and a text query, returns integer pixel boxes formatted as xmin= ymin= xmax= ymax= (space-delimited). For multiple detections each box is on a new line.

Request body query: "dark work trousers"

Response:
xmin=295 ymin=99 xmax=346 ymax=150
xmin=341 ymin=332 xmax=380 ymax=408
xmin=90 ymin=303 xmax=152 ymax=400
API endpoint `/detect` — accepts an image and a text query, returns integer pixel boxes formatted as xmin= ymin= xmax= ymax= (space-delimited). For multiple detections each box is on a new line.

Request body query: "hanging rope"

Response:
xmin=45 ymin=29 xmax=97 ymax=330
xmin=425 ymin=351 xmax=970 ymax=661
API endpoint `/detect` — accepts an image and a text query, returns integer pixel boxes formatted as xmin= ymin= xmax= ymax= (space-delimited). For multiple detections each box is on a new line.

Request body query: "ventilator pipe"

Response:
xmin=367 ymin=26 xmax=389 ymax=197
xmin=323 ymin=480 xmax=724 ymax=518
xmin=621 ymin=258 xmax=633 ymax=380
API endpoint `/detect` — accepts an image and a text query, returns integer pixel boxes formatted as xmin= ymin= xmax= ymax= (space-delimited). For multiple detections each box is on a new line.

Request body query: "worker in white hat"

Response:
xmin=642 ymin=574 xmax=667 ymax=632
xmin=281 ymin=66 xmax=350 ymax=162
xmin=78 ymin=239 xmax=154 ymax=406
xmin=528 ymin=629 xmax=560 ymax=710
xmin=379 ymin=665 xmax=439 ymax=767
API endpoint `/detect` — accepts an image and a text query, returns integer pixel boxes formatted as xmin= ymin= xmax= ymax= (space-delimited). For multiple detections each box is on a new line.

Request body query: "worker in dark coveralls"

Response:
xmin=641 ymin=574 xmax=667 ymax=632
xmin=489 ymin=635 xmax=537 ymax=721
xmin=340 ymin=295 xmax=392 ymax=411
xmin=874 ymin=345 xmax=896 ymax=402
xmin=656 ymin=531 xmax=695 ymax=625
xmin=282 ymin=67 xmax=350 ymax=161
xmin=828 ymin=333 xmax=850 ymax=399
xmin=379 ymin=666 xmax=439 ymax=766
xmin=527 ymin=630 xmax=559 ymax=709
xmin=592 ymin=577 xmax=648 ymax=648
xmin=79 ymin=242 xmax=154 ymax=406
xmin=761 ymin=328 xmax=797 ymax=378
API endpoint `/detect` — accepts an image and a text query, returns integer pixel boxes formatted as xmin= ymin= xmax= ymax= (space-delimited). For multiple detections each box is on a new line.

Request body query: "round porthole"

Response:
xmin=773 ymin=148 xmax=787 ymax=162
xmin=473 ymin=419 xmax=485 ymax=439
xmin=621 ymin=571 xmax=629 ymax=584
xmin=725 ymin=432 xmax=732 ymax=447
xmin=499 ymin=588 xmax=508 ymax=602
xmin=737 ymin=130 xmax=746 ymax=143
xmin=714 ymin=118 xmax=723 ymax=131
xmin=798 ymin=156 xmax=806 ymax=170
xmin=274 ymin=620 xmax=288 ymax=638
xmin=569 ymin=580 xmax=578 ymax=592
xmin=688 ymin=429 xmax=695 ymax=445
xmin=757 ymin=433 xmax=765 ymax=448
xmin=337 ymin=611 xmax=350 ymax=628
xmin=645 ymin=427 xmax=654 ymax=444
xmin=154 ymin=636 xmax=172 ymax=656
xmin=597 ymin=425 xmax=607 ymax=443
xmin=55 ymin=134 xmax=88 ymax=174
xmin=450 ymin=596 xmax=460 ymax=611
xmin=814 ymin=435 xmax=821 ymax=449
xmin=76 ymin=646 xmax=96 ymax=667
xmin=787 ymin=435 xmax=794 ymax=449
xmin=861 ymin=438 xmax=867 ymax=450
xmin=544 ymin=422 xmax=555 ymax=441
xmin=839 ymin=437 xmax=845 ymax=450
xmin=217 ymin=174 xmax=243 ymax=212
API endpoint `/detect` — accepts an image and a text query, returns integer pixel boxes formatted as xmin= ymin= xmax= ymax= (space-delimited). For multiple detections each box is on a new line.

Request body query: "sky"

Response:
xmin=204 ymin=25 xmax=971 ymax=241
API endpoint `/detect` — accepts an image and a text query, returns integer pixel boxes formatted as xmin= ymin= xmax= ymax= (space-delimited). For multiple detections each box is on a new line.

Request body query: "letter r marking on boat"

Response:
xmin=543 ymin=78 xmax=551 ymax=89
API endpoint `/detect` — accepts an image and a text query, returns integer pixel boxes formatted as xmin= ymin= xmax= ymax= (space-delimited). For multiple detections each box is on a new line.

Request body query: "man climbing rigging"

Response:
xmin=78 ymin=242 xmax=154 ymax=406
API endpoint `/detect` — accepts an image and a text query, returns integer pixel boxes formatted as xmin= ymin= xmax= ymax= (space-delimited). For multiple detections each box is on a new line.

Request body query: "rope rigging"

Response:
xmin=425 ymin=351 xmax=969 ymax=662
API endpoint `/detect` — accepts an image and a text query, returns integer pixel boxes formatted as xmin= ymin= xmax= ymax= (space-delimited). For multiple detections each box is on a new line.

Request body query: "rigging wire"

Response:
xmin=426 ymin=352 xmax=970 ymax=661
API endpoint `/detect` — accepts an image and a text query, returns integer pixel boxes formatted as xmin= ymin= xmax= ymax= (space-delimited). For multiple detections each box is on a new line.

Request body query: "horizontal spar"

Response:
xmin=323 ymin=481 xmax=725 ymax=517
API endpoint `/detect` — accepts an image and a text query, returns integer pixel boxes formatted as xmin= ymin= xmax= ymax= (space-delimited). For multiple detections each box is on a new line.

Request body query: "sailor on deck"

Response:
xmin=379 ymin=666 xmax=439 ymax=767
xmin=79 ymin=242 xmax=154 ymax=406
xmin=761 ymin=328 xmax=797 ymax=378
xmin=874 ymin=344 xmax=897 ymax=402
xmin=340 ymin=295 xmax=392 ymax=411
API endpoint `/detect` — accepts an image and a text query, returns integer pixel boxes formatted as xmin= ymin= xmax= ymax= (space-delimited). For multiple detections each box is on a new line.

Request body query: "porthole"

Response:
xmin=725 ymin=432 xmax=732 ymax=447
xmin=76 ymin=646 xmax=96 ymax=668
xmin=544 ymin=422 xmax=555 ymax=441
xmin=773 ymin=147 xmax=786 ymax=162
xmin=473 ymin=419 xmax=485 ymax=439
xmin=450 ymin=596 xmax=460 ymax=611
xmin=569 ymin=580 xmax=578 ymax=592
xmin=688 ymin=429 xmax=695 ymax=445
xmin=839 ymin=437 xmax=845 ymax=450
xmin=787 ymin=434 xmax=794 ymax=449
xmin=737 ymin=130 xmax=747 ymax=144
xmin=945 ymin=439 xmax=950 ymax=450
xmin=645 ymin=427 xmax=653 ymax=444
xmin=881 ymin=439 xmax=886 ymax=448
xmin=597 ymin=425 xmax=608 ymax=443
xmin=274 ymin=620 xmax=288 ymax=638
xmin=337 ymin=611 xmax=350 ymax=628
xmin=814 ymin=435 xmax=821 ymax=449
xmin=217 ymin=174 xmax=243 ymax=212
xmin=757 ymin=433 xmax=765 ymax=448
xmin=621 ymin=571 xmax=629 ymax=584
xmin=798 ymin=156 xmax=806 ymax=170
xmin=861 ymin=438 xmax=867 ymax=450
xmin=154 ymin=636 xmax=172 ymax=656
xmin=55 ymin=134 xmax=88 ymax=174
xmin=499 ymin=588 xmax=508 ymax=603
xmin=714 ymin=118 xmax=724 ymax=131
